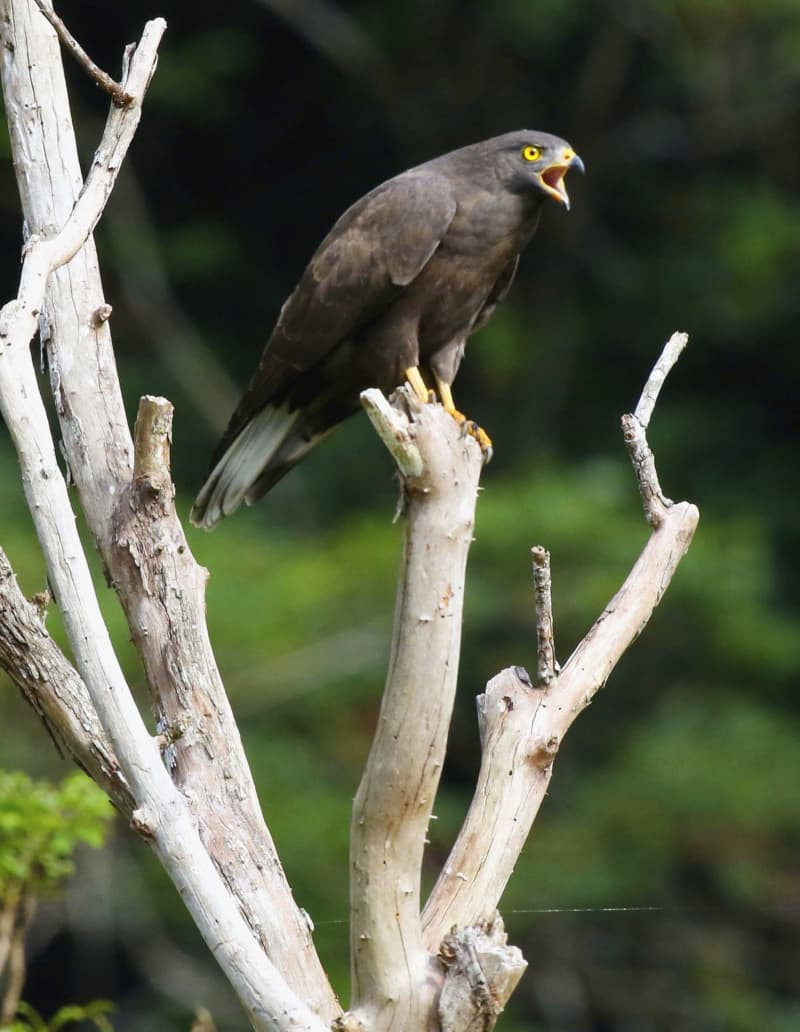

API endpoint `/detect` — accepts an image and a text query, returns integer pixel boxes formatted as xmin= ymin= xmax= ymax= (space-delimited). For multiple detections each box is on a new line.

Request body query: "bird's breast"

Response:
xmin=353 ymin=188 xmax=540 ymax=382
xmin=445 ymin=186 xmax=539 ymax=256
xmin=411 ymin=247 xmax=508 ymax=353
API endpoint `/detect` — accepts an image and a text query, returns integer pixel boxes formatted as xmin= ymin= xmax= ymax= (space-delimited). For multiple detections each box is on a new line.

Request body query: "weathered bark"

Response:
xmin=0 ymin=548 xmax=132 ymax=815
xmin=0 ymin=0 xmax=336 ymax=1020
xmin=0 ymin=4 xmax=327 ymax=1028
xmin=345 ymin=338 xmax=698 ymax=1029
xmin=346 ymin=392 xmax=483 ymax=1030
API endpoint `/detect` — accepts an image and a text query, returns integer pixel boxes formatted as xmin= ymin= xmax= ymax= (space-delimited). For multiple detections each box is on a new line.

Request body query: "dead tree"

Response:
xmin=0 ymin=3 xmax=698 ymax=1029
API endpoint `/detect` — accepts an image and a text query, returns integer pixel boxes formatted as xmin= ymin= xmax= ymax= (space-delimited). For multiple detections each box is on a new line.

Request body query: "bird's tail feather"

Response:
xmin=190 ymin=406 xmax=300 ymax=529
xmin=244 ymin=424 xmax=337 ymax=505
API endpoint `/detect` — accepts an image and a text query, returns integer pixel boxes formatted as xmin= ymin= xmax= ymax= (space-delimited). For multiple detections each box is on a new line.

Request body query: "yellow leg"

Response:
xmin=435 ymin=378 xmax=458 ymax=415
xmin=433 ymin=375 xmax=493 ymax=462
xmin=405 ymin=366 xmax=431 ymax=403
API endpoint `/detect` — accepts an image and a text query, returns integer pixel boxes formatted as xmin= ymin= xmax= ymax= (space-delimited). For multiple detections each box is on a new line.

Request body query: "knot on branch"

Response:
xmin=528 ymin=733 xmax=560 ymax=770
xmin=130 ymin=807 xmax=155 ymax=839
xmin=92 ymin=303 xmax=112 ymax=327
xmin=621 ymin=412 xmax=671 ymax=528
xmin=331 ymin=1016 xmax=368 ymax=1032
xmin=438 ymin=916 xmax=527 ymax=1031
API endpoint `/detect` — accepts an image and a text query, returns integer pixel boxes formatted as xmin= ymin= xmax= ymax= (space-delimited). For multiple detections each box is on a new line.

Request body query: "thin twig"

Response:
xmin=623 ymin=332 xmax=688 ymax=527
xmin=0 ymin=885 xmax=20 ymax=976
xmin=634 ymin=331 xmax=688 ymax=428
xmin=0 ymin=893 xmax=34 ymax=1026
xmin=531 ymin=546 xmax=557 ymax=686
xmin=32 ymin=0 xmax=134 ymax=107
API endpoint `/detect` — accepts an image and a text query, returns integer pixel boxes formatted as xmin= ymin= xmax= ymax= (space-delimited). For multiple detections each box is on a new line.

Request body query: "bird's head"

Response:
xmin=494 ymin=131 xmax=585 ymax=211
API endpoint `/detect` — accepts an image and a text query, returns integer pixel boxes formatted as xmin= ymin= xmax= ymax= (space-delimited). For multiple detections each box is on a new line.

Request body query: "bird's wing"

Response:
xmin=267 ymin=170 xmax=458 ymax=371
xmin=205 ymin=171 xmax=457 ymax=473
xmin=472 ymin=254 xmax=520 ymax=333
xmin=209 ymin=173 xmax=460 ymax=460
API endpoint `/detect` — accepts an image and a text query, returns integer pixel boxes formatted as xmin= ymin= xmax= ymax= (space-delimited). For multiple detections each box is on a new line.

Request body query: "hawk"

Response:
xmin=191 ymin=130 xmax=583 ymax=528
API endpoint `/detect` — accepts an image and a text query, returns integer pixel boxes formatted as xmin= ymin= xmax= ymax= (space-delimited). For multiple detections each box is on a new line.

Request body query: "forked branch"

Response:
xmin=422 ymin=332 xmax=698 ymax=949
xmin=346 ymin=339 xmax=697 ymax=1028
xmin=32 ymin=0 xmax=135 ymax=106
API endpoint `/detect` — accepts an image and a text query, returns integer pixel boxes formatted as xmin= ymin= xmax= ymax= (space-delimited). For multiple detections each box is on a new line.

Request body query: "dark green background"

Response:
xmin=0 ymin=1 xmax=798 ymax=1029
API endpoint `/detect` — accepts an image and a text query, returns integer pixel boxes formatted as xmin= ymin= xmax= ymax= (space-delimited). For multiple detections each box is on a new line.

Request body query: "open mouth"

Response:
xmin=536 ymin=152 xmax=584 ymax=211
xmin=537 ymin=165 xmax=571 ymax=208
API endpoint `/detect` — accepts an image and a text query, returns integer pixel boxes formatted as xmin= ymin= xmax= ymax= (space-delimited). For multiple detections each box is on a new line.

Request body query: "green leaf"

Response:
xmin=0 ymin=771 xmax=112 ymax=896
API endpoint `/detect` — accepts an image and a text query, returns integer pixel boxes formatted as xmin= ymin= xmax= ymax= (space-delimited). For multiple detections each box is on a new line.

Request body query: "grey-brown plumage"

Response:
xmin=191 ymin=130 xmax=583 ymax=529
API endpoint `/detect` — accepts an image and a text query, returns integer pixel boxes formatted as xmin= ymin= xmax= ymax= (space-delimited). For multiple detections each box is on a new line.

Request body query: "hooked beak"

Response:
xmin=536 ymin=149 xmax=585 ymax=211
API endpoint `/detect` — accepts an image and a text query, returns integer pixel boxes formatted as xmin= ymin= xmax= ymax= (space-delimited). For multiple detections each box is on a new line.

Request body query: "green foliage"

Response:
xmin=0 ymin=771 xmax=112 ymax=898
xmin=8 ymin=999 xmax=114 ymax=1032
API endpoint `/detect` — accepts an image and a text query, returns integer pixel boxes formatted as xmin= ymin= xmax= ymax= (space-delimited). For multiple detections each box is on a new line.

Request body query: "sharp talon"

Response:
xmin=450 ymin=413 xmax=493 ymax=462
xmin=472 ymin=424 xmax=494 ymax=464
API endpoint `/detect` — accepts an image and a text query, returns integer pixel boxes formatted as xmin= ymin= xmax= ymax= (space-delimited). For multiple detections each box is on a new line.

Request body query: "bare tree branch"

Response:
xmin=360 ymin=388 xmax=424 ymax=478
xmin=531 ymin=545 xmax=557 ymax=686
xmin=0 ymin=548 xmax=132 ymax=814
xmin=0 ymin=6 xmax=328 ymax=1028
xmin=634 ymin=330 xmax=688 ymax=428
xmin=0 ymin=1 xmax=337 ymax=1019
xmin=422 ymin=334 xmax=699 ymax=949
xmin=344 ymin=388 xmax=483 ymax=1029
xmin=32 ymin=0 xmax=134 ymax=106
xmin=625 ymin=330 xmax=689 ymax=527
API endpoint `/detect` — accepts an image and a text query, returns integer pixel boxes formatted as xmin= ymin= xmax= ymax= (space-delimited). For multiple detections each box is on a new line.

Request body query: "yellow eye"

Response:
xmin=522 ymin=145 xmax=540 ymax=162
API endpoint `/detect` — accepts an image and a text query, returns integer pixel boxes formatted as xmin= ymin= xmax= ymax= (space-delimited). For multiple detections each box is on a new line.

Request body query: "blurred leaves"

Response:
xmin=0 ymin=771 xmax=112 ymax=897
xmin=9 ymin=999 xmax=115 ymax=1031
xmin=506 ymin=695 xmax=800 ymax=902
xmin=145 ymin=28 xmax=260 ymax=121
